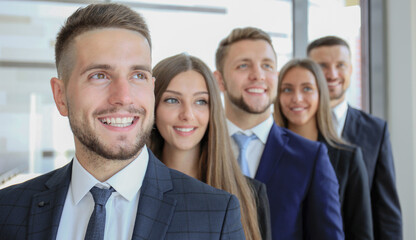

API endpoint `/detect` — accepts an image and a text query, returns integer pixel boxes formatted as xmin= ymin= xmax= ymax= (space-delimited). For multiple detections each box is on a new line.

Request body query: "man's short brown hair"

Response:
xmin=215 ymin=27 xmax=276 ymax=74
xmin=307 ymin=36 xmax=350 ymax=56
xmin=55 ymin=3 xmax=151 ymax=84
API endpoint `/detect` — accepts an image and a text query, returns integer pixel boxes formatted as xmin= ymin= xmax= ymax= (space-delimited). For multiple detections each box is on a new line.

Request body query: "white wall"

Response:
xmin=386 ymin=0 xmax=416 ymax=239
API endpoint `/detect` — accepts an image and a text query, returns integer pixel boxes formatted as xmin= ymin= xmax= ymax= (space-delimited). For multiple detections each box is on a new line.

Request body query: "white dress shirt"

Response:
xmin=56 ymin=147 xmax=149 ymax=240
xmin=332 ymin=99 xmax=349 ymax=136
xmin=227 ymin=116 xmax=274 ymax=178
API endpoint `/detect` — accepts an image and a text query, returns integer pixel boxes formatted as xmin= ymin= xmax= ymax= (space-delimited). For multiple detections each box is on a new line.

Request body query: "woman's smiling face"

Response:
xmin=156 ymin=70 xmax=210 ymax=151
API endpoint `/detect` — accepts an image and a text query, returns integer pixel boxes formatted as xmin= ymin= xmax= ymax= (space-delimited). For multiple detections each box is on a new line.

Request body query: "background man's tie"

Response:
xmin=232 ymin=133 xmax=257 ymax=176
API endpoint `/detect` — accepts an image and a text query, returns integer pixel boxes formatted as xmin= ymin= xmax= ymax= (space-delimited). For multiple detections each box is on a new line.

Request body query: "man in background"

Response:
xmin=214 ymin=27 xmax=344 ymax=240
xmin=308 ymin=36 xmax=402 ymax=239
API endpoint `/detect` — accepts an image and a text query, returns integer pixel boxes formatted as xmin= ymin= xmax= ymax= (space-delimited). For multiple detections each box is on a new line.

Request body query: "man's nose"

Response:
xmin=249 ymin=65 xmax=266 ymax=81
xmin=108 ymin=78 xmax=133 ymax=106
xmin=325 ymin=66 xmax=339 ymax=80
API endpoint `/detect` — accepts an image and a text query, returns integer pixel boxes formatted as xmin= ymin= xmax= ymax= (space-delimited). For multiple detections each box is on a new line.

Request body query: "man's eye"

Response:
xmin=319 ymin=63 xmax=327 ymax=69
xmin=263 ymin=63 xmax=274 ymax=70
xmin=237 ymin=64 xmax=248 ymax=69
xmin=337 ymin=63 xmax=346 ymax=68
xmin=91 ymin=73 xmax=107 ymax=79
xmin=132 ymin=71 xmax=151 ymax=80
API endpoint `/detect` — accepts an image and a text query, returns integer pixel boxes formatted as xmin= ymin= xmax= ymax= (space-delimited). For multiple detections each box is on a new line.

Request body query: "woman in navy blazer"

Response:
xmin=274 ymin=58 xmax=373 ymax=240
xmin=149 ymin=53 xmax=271 ymax=240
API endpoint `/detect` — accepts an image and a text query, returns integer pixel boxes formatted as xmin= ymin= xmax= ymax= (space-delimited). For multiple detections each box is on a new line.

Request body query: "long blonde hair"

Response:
xmin=150 ymin=53 xmax=261 ymax=240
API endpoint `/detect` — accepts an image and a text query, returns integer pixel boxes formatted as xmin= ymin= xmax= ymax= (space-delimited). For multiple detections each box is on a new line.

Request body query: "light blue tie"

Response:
xmin=232 ymin=133 xmax=257 ymax=176
xmin=85 ymin=186 xmax=114 ymax=240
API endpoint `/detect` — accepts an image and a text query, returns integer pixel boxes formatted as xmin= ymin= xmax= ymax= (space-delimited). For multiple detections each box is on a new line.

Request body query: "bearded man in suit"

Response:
xmin=308 ymin=36 xmax=402 ymax=239
xmin=0 ymin=4 xmax=244 ymax=240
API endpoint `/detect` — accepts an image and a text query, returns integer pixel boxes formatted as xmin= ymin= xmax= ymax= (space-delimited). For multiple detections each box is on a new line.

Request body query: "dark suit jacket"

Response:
xmin=320 ymin=136 xmax=373 ymax=240
xmin=343 ymin=106 xmax=402 ymax=239
xmin=255 ymin=123 xmax=344 ymax=240
xmin=247 ymin=177 xmax=272 ymax=240
xmin=0 ymin=150 xmax=245 ymax=240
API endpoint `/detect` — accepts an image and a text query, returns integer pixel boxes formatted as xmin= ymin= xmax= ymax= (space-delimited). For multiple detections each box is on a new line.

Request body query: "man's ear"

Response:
xmin=50 ymin=77 xmax=68 ymax=116
xmin=213 ymin=70 xmax=226 ymax=92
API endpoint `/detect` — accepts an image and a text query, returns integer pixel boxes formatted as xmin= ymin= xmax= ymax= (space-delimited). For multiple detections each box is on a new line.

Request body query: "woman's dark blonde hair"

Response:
xmin=150 ymin=53 xmax=261 ymax=240
xmin=274 ymin=58 xmax=345 ymax=147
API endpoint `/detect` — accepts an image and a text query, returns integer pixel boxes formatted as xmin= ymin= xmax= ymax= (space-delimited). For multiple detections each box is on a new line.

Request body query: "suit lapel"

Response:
xmin=132 ymin=150 xmax=176 ymax=240
xmin=255 ymin=123 xmax=288 ymax=183
xmin=28 ymin=162 xmax=72 ymax=240
xmin=318 ymin=135 xmax=339 ymax=169
xmin=342 ymin=106 xmax=362 ymax=142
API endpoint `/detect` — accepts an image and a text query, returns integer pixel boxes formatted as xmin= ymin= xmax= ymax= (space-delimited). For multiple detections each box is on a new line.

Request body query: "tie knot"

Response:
xmin=90 ymin=186 xmax=114 ymax=206
xmin=232 ymin=133 xmax=257 ymax=150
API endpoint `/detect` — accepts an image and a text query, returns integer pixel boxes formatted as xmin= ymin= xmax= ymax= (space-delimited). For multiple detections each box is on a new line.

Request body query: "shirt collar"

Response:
xmin=332 ymin=99 xmax=348 ymax=122
xmin=226 ymin=115 xmax=274 ymax=144
xmin=71 ymin=146 xmax=149 ymax=204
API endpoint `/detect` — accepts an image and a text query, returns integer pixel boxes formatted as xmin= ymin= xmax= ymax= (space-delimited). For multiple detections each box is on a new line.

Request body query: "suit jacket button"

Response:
xmin=38 ymin=201 xmax=45 ymax=207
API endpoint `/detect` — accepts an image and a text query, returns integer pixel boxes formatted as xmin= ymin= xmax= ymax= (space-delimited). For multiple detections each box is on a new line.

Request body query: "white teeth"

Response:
xmin=100 ymin=117 xmax=134 ymax=127
xmin=174 ymin=127 xmax=194 ymax=132
xmin=291 ymin=107 xmax=304 ymax=111
xmin=247 ymin=88 xmax=264 ymax=93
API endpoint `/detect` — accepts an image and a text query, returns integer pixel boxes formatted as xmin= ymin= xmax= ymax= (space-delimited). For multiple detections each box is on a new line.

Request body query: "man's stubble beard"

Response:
xmin=68 ymin=105 xmax=153 ymax=161
xmin=224 ymin=83 xmax=275 ymax=115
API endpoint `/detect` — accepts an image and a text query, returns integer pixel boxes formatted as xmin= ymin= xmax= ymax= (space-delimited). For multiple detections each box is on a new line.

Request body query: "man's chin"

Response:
xmin=94 ymin=144 xmax=143 ymax=161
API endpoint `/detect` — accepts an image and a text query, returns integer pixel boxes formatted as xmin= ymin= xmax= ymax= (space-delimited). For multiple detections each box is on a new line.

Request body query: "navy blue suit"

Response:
xmin=342 ymin=106 xmax=402 ymax=239
xmin=255 ymin=123 xmax=344 ymax=240
xmin=0 ymin=150 xmax=245 ymax=240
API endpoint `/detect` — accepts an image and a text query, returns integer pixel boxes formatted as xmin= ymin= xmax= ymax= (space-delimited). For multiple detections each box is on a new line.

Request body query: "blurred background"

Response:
xmin=0 ymin=0 xmax=415 ymax=238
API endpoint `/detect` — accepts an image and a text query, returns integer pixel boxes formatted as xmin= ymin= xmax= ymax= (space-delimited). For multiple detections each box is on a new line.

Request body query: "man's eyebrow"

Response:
xmin=262 ymin=57 xmax=275 ymax=62
xmin=132 ymin=65 xmax=152 ymax=73
xmin=81 ymin=64 xmax=112 ymax=75
xmin=80 ymin=64 xmax=152 ymax=75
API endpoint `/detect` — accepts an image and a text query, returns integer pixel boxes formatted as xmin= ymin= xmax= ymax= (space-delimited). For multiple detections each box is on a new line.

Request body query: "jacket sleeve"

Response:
xmin=220 ymin=194 xmax=246 ymax=240
xmin=372 ymin=123 xmax=402 ymax=239
xmin=304 ymin=143 xmax=345 ymax=240
xmin=343 ymin=147 xmax=374 ymax=239
xmin=256 ymin=182 xmax=272 ymax=240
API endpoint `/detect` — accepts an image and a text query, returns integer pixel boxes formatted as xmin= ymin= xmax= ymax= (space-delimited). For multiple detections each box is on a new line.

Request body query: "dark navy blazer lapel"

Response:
xmin=342 ymin=105 xmax=362 ymax=141
xmin=28 ymin=162 xmax=72 ymax=240
xmin=318 ymin=135 xmax=340 ymax=169
xmin=255 ymin=123 xmax=289 ymax=183
xmin=132 ymin=150 xmax=176 ymax=240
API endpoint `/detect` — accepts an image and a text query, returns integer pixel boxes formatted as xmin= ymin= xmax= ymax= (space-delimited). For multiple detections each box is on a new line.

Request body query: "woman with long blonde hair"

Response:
xmin=274 ymin=58 xmax=373 ymax=240
xmin=150 ymin=53 xmax=271 ymax=240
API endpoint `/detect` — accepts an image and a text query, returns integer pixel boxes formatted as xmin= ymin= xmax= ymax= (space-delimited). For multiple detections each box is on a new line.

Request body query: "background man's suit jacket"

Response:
xmin=0 ymin=150 xmax=245 ymax=240
xmin=321 ymin=137 xmax=373 ymax=240
xmin=343 ymin=106 xmax=402 ymax=239
xmin=254 ymin=123 xmax=344 ymax=240
xmin=247 ymin=177 xmax=272 ymax=240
